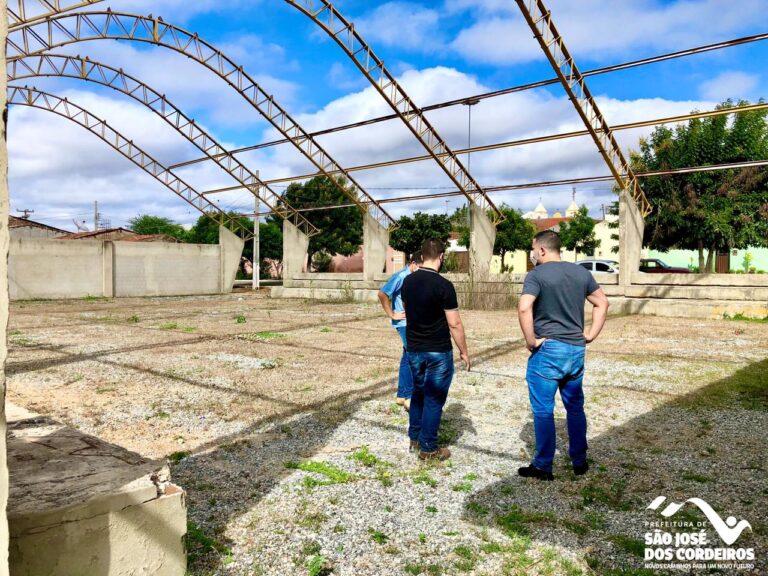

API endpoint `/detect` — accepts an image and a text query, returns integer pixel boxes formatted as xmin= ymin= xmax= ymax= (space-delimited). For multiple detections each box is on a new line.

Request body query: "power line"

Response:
xmin=240 ymin=159 xmax=768 ymax=217
xmin=201 ymin=101 xmax=768 ymax=196
xmin=169 ymin=30 xmax=768 ymax=171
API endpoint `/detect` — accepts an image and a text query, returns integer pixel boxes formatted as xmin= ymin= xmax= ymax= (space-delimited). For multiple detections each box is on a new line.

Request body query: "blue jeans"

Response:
xmin=526 ymin=339 xmax=588 ymax=473
xmin=395 ymin=326 xmax=413 ymax=399
xmin=408 ymin=351 xmax=454 ymax=452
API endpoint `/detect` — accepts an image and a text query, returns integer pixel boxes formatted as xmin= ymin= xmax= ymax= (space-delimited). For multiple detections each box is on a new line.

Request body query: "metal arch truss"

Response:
xmin=9 ymin=54 xmax=320 ymax=237
xmin=7 ymin=11 xmax=397 ymax=229
xmin=8 ymin=85 xmax=253 ymax=238
xmin=7 ymin=0 xmax=102 ymax=30
xmin=284 ymin=0 xmax=504 ymax=224
xmin=515 ymin=0 xmax=652 ymax=216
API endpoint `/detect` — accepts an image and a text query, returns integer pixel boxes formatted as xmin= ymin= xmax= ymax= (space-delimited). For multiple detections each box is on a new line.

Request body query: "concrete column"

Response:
xmin=102 ymin=241 xmax=115 ymax=298
xmin=363 ymin=213 xmax=389 ymax=280
xmin=0 ymin=2 xmax=11 ymax=571
xmin=469 ymin=203 xmax=496 ymax=276
xmin=282 ymin=220 xmax=309 ymax=288
xmin=618 ymin=189 xmax=645 ymax=288
xmin=218 ymin=226 xmax=245 ymax=293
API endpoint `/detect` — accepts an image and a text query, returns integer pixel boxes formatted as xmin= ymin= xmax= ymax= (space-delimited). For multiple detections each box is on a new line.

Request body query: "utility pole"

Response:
xmin=16 ymin=208 xmax=34 ymax=220
xmin=253 ymin=173 xmax=260 ymax=291
xmin=93 ymin=201 xmax=99 ymax=231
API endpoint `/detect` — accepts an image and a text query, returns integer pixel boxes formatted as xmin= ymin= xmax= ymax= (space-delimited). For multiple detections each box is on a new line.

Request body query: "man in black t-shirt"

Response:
xmin=401 ymin=239 xmax=470 ymax=461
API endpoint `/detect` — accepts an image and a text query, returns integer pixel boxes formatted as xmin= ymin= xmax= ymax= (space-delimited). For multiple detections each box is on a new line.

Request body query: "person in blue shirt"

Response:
xmin=378 ymin=251 xmax=422 ymax=411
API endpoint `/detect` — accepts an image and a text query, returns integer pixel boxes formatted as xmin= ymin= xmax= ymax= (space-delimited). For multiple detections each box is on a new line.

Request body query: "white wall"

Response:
xmin=9 ymin=227 xmax=244 ymax=300
xmin=9 ymin=238 xmax=105 ymax=300
xmin=113 ymin=242 xmax=220 ymax=297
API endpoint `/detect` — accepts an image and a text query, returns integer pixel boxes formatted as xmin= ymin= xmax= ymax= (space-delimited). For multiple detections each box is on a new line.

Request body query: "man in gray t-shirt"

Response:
xmin=517 ymin=230 xmax=609 ymax=481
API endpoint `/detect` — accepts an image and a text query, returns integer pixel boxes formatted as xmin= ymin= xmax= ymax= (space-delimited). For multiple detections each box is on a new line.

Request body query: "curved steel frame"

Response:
xmin=8 ymin=85 xmax=253 ymax=238
xmin=8 ymin=53 xmax=320 ymax=237
xmin=7 ymin=11 xmax=396 ymax=228
xmin=283 ymin=0 xmax=503 ymax=223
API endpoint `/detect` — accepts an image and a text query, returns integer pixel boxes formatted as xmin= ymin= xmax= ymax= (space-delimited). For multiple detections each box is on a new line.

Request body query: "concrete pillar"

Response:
xmin=282 ymin=220 xmax=309 ymax=288
xmin=363 ymin=213 xmax=389 ymax=280
xmin=218 ymin=225 xmax=245 ymax=293
xmin=0 ymin=2 xmax=11 ymax=572
xmin=102 ymin=241 xmax=115 ymax=298
xmin=618 ymin=189 xmax=645 ymax=288
xmin=469 ymin=203 xmax=496 ymax=277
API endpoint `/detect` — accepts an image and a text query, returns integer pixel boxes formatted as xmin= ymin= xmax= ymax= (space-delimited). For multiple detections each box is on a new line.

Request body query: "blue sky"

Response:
xmin=7 ymin=0 xmax=768 ymax=230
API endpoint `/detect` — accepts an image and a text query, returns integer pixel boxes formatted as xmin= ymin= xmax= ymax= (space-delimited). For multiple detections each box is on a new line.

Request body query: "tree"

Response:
xmin=187 ymin=212 xmax=255 ymax=260
xmin=559 ymin=205 xmax=599 ymax=257
xmin=631 ymin=99 xmax=768 ymax=271
xmin=494 ymin=206 xmax=537 ymax=272
xmin=268 ymin=176 xmax=363 ymax=266
xmin=389 ymin=212 xmax=452 ymax=256
xmin=128 ymin=214 xmax=187 ymax=240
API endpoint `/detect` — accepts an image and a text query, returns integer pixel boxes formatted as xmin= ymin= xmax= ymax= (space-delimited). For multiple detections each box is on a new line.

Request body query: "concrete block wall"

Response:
xmin=8 ymin=227 xmax=244 ymax=300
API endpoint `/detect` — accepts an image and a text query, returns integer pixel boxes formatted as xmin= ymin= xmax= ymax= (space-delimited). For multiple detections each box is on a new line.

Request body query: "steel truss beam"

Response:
xmin=7 ymin=0 xmax=101 ymax=30
xmin=8 ymin=85 xmax=253 ymax=238
xmin=245 ymin=159 xmax=768 ymax=216
xmin=199 ymin=102 xmax=768 ymax=194
xmin=283 ymin=0 xmax=503 ymax=223
xmin=515 ymin=0 xmax=651 ymax=216
xmin=8 ymin=53 xmax=320 ymax=237
xmin=169 ymin=30 xmax=768 ymax=170
xmin=7 ymin=11 xmax=396 ymax=228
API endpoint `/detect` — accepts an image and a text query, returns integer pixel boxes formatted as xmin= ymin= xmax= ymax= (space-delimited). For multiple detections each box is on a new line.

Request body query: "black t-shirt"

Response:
xmin=401 ymin=268 xmax=459 ymax=352
xmin=521 ymin=261 xmax=600 ymax=346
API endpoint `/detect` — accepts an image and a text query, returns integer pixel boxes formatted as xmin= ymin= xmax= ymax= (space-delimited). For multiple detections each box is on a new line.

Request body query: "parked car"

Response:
xmin=639 ymin=258 xmax=691 ymax=273
xmin=577 ymin=259 xmax=620 ymax=274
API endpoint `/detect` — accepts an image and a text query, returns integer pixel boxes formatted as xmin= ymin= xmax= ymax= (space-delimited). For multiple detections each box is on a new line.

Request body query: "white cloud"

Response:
xmin=9 ymin=65 xmax=719 ymax=229
xmin=450 ymin=0 xmax=768 ymax=65
xmin=699 ymin=71 xmax=760 ymax=101
xmin=356 ymin=1 xmax=443 ymax=52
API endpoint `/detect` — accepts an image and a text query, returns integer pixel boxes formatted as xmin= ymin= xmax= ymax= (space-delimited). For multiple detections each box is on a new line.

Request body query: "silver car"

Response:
xmin=576 ymin=259 xmax=619 ymax=274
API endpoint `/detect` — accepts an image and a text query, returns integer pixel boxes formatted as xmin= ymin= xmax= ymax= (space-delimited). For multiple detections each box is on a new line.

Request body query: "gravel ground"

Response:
xmin=6 ymin=293 xmax=767 ymax=576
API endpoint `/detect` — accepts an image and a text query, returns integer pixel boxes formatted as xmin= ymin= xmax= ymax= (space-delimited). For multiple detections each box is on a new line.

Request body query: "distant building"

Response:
xmin=493 ymin=200 xmax=620 ymax=273
xmin=9 ymin=215 xmax=69 ymax=239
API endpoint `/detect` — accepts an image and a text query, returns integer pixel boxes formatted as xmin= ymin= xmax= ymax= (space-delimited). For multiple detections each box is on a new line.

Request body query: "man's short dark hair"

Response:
xmin=534 ymin=230 xmax=562 ymax=252
xmin=409 ymin=250 xmax=423 ymax=264
xmin=421 ymin=239 xmax=446 ymax=260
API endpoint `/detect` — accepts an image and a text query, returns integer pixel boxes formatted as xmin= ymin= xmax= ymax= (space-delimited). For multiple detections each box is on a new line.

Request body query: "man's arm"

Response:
xmin=518 ymin=294 xmax=545 ymax=351
xmin=445 ymin=310 xmax=470 ymax=371
xmin=585 ymin=288 xmax=609 ymax=343
xmin=377 ymin=290 xmax=405 ymax=321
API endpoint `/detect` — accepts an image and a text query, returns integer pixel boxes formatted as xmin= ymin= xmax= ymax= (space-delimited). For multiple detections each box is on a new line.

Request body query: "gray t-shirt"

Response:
xmin=522 ymin=261 xmax=600 ymax=346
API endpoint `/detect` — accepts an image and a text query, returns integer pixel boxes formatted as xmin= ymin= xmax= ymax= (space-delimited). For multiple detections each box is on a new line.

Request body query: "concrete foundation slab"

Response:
xmin=7 ymin=404 xmax=186 ymax=576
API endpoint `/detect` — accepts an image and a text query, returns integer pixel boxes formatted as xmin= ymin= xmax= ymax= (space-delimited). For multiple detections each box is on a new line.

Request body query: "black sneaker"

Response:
xmin=573 ymin=462 xmax=589 ymax=476
xmin=517 ymin=465 xmax=554 ymax=481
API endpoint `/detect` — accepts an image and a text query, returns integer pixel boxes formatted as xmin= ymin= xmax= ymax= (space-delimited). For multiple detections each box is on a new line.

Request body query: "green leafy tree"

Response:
xmin=128 ymin=214 xmax=187 ymax=240
xmin=268 ymin=176 xmax=363 ymax=266
xmin=389 ymin=212 xmax=452 ymax=256
xmin=494 ymin=206 xmax=537 ymax=272
xmin=631 ymin=99 xmax=768 ymax=271
xmin=559 ymin=205 xmax=600 ymax=257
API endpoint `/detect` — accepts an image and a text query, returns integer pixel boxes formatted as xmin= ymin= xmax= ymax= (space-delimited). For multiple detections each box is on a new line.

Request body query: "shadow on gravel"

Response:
xmin=463 ymin=359 xmax=768 ymax=574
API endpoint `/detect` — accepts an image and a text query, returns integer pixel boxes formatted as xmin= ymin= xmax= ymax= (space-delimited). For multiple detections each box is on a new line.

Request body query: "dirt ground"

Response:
xmin=6 ymin=292 xmax=767 ymax=576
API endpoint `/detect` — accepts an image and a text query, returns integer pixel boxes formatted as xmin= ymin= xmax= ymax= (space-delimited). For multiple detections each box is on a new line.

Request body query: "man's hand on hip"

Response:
xmin=527 ymin=337 xmax=546 ymax=352
xmin=391 ymin=311 xmax=406 ymax=321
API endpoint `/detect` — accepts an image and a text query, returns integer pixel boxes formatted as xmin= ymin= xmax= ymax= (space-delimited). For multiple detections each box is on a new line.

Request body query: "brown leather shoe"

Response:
xmin=418 ymin=447 xmax=451 ymax=461
xmin=409 ymin=440 xmax=419 ymax=453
